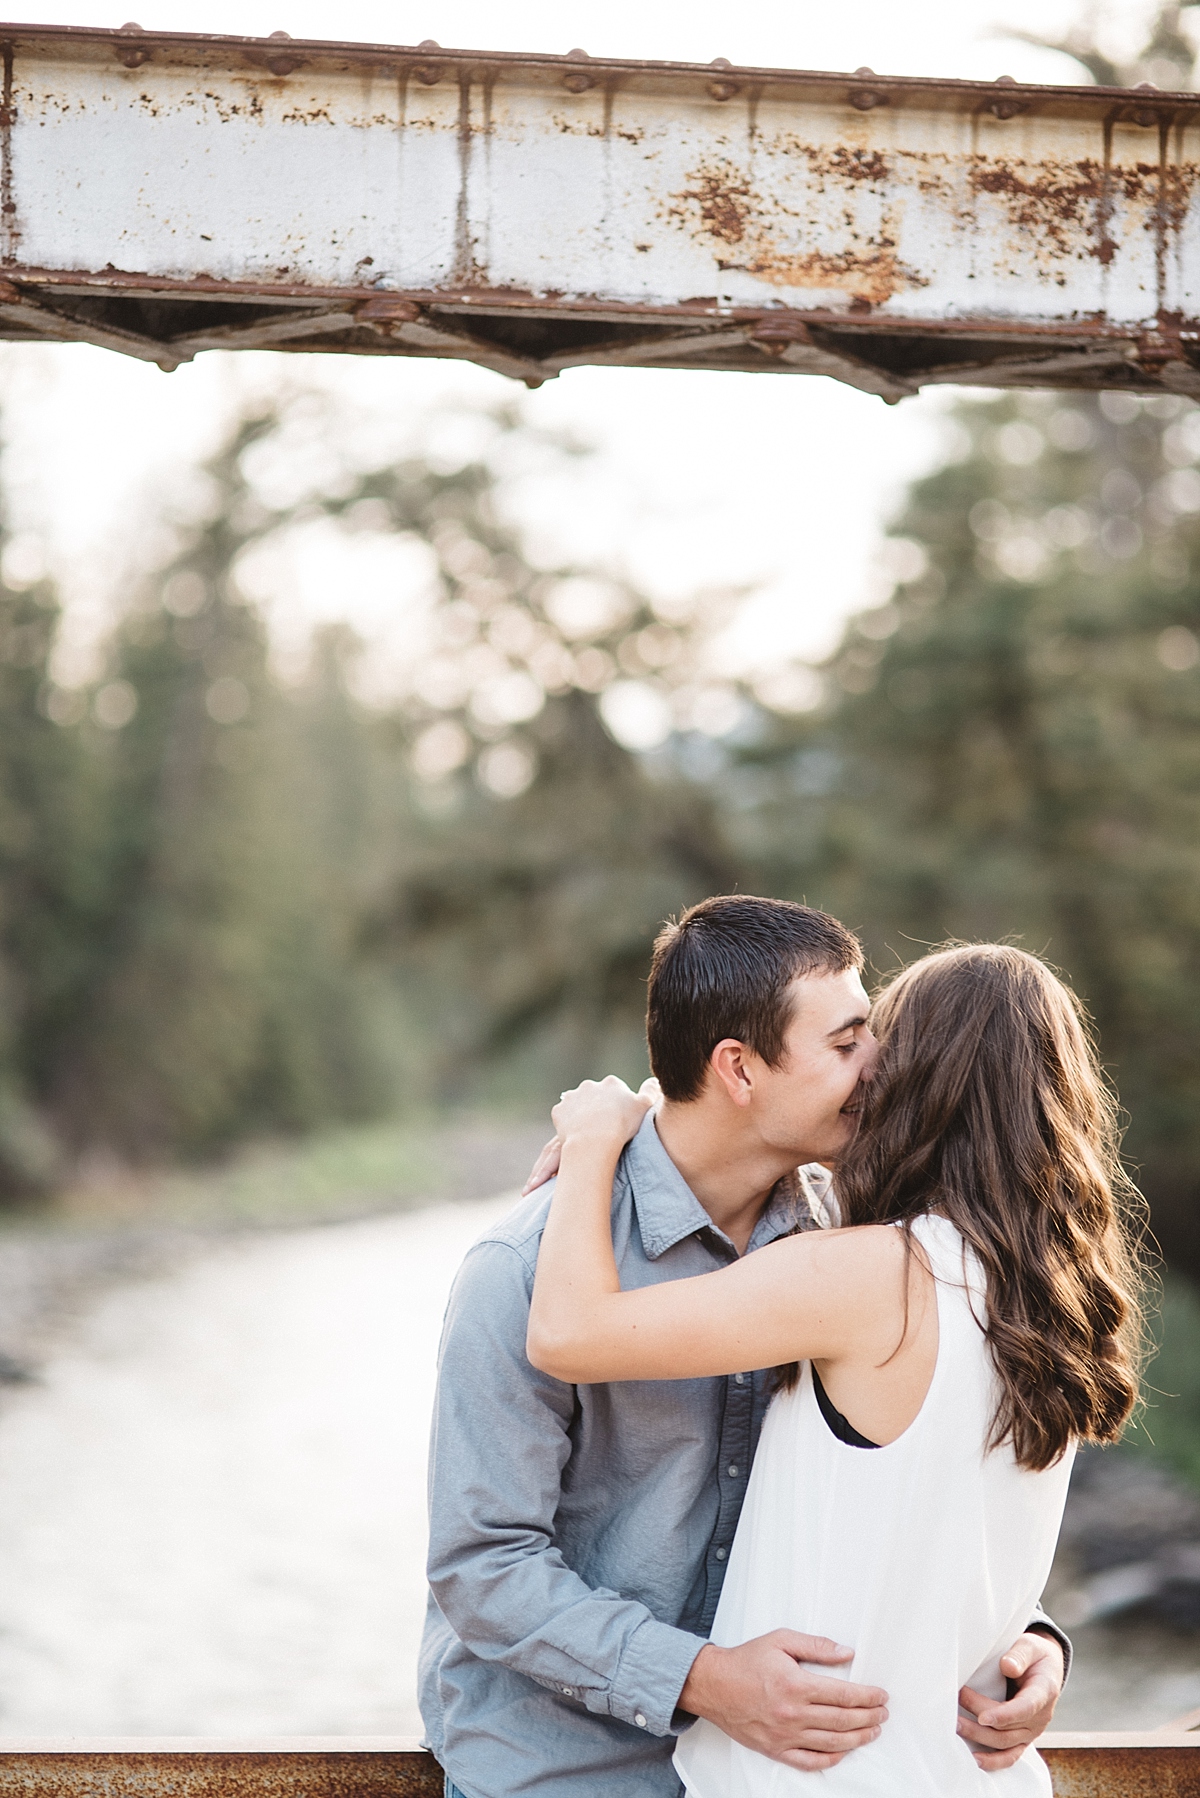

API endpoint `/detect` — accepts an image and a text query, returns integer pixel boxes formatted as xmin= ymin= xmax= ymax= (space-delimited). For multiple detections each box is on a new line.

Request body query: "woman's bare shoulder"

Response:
xmin=753 ymin=1218 xmax=911 ymax=1291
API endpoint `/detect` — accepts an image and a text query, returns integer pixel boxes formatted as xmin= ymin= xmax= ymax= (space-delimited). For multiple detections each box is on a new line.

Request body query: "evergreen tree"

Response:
xmin=746 ymin=388 xmax=1200 ymax=1271
xmin=0 ymin=468 xmax=95 ymax=1193
xmin=314 ymin=403 xmax=745 ymax=1093
xmin=51 ymin=415 xmax=390 ymax=1158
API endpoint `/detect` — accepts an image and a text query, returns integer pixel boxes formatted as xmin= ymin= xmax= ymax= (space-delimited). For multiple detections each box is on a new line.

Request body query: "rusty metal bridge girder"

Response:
xmin=5 ymin=24 xmax=1200 ymax=396
xmin=0 ymin=1737 xmax=1198 ymax=1798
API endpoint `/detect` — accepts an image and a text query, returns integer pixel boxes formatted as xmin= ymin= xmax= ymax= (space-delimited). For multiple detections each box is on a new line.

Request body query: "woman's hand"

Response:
xmin=522 ymin=1077 xmax=660 ymax=1195
xmin=553 ymin=1075 xmax=656 ymax=1149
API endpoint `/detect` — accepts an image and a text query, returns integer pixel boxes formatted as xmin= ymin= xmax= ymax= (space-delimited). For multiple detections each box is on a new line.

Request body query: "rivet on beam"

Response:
xmin=355 ymin=296 xmax=424 ymax=335
xmin=989 ymin=75 xmax=1026 ymax=120
xmin=264 ymin=30 xmax=303 ymax=77
xmin=1135 ymin=331 xmax=1178 ymax=374
xmin=1131 ymin=80 xmax=1161 ymax=126
xmin=708 ymin=57 xmax=740 ymax=102
xmin=115 ymin=21 xmax=151 ymax=70
xmin=849 ymin=68 xmax=887 ymax=111
xmin=562 ymin=49 xmax=595 ymax=94
xmin=749 ymin=317 xmax=813 ymax=357
xmin=413 ymin=40 xmax=443 ymax=85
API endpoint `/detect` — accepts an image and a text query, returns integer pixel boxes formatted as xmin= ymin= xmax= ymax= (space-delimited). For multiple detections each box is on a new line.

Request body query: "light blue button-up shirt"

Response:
xmin=419 ymin=1113 xmax=827 ymax=1798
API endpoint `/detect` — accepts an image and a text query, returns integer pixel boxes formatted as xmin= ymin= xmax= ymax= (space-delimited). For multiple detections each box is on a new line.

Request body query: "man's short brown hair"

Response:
xmin=646 ymin=895 xmax=863 ymax=1102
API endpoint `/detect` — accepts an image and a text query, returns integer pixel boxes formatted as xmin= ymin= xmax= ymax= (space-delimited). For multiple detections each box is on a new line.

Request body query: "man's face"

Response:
xmin=748 ymin=967 xmax=877 ymax=1165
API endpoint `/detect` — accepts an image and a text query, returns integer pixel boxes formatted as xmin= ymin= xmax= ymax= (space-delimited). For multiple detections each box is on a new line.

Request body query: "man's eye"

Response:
xmin=836 ymin=1041 xmax=857 ymax=1055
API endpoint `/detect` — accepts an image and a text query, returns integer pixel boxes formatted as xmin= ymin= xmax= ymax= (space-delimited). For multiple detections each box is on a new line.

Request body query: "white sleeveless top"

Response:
xmin=673 ymin=1215 xmax=1074 ymax=1798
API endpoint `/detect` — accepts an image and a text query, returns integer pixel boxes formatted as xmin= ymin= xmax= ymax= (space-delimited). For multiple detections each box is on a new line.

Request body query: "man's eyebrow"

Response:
xmin=827 ymin=1014 xmax=870 ymax=1037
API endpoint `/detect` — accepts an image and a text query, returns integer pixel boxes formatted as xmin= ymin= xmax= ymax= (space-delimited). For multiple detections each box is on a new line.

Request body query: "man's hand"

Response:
xmin=680 ymin=1633 xmax=888 ymax=1772
xmin=958 ymin=1632 xmax=1065 ymax=1771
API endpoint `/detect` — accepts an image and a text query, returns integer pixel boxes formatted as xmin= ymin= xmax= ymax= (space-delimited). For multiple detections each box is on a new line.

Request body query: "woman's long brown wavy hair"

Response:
xmin=833 ymin=944 xmax=1145 ymax=1471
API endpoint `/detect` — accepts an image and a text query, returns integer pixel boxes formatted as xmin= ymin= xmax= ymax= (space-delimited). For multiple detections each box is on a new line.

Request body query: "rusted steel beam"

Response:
xmin=6 ymin=23 xmax=1200 ymax=395
xmin=0 ymin=1737 xmax=1196 ymax=1795
xmin=1041 ymin=1731 xmax=1200 ymax=1795
xmin=0 ymin=1740 xmax=446 ymax=1798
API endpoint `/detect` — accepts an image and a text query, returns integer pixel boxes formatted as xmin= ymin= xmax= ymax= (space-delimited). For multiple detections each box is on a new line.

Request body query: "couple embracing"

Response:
xmin=421 ymin=895 xmax=1141 ymax=1796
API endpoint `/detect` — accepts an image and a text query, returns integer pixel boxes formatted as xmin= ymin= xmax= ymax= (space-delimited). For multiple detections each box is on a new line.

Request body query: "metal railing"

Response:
xmin=1 ymin=1731 xmax=1199 ymax=1796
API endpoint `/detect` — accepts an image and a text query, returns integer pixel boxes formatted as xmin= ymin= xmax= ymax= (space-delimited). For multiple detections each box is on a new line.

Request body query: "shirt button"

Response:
xmin=634 ymin=1712 xmax=648 ymax=1729
xmin=715 ymin=1547 xmax=727 ymax=1561
xmin=728 ymin=1465 xmax=739 ymax=1478
xmin=562 ymin=1686 xmax=573 ymax=1695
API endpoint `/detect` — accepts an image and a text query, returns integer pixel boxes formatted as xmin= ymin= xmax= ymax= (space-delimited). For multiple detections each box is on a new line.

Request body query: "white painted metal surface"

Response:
xmin=3 ymin=23 xmax=1200 ymax=396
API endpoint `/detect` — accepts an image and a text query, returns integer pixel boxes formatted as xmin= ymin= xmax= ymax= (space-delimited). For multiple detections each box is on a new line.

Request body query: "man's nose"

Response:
xmin=858 ymin=1030 xmax=880 ymax=1078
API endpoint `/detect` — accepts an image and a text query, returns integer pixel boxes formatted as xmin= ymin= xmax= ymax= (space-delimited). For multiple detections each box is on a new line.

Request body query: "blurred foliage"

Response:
xmin=7 ymin=372 xmax=1200 ymax=1291
xmin=9 ymin=363 xmax=1200 ymax=1330
xmin=311 ymin=416 xmax=743 ymax=1093
xmin=1006 ymin=0 xmax=1200 ymax=88
xmin=0 ymin=284 xmax=1200 ymax=1431
xmin=38 ymin=417 xmax=399 ymax=1159
xmin=742 ymin=389 xmax=1200 ymax=1276
xmin=0 ymin=394 xmax=748 ymax=1176
xmin=1126 ymin=1275 xmax=1200 ymax=1485
xmin=48 ymin=1111 xmax=551 ymax=1233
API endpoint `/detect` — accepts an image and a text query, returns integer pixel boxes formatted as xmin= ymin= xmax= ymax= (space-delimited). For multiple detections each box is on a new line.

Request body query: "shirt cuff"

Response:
xmin=607 ymin=1617 xmax=708 ymax=1736
xmin=1027 ymin=1614 xmax=1072 ymax=1684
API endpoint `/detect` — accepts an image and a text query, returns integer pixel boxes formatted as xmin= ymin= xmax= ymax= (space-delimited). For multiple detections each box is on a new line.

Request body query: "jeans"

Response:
xmin=445 ymin=1782 xmax=471 ymax=1798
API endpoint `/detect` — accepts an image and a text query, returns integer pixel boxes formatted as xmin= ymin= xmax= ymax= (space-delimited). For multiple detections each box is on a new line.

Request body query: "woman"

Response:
xmin=526 ymin=945 xmax=1143 ymax=1795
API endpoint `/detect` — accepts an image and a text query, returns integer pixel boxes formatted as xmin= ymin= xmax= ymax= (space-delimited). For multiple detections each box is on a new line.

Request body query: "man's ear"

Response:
xmin=710 ymin=1038 xmax=755 ymax=1108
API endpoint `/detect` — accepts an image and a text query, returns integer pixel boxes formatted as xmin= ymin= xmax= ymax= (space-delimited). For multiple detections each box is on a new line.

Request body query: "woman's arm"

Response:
xmin=525 ymin=1080 xmax=906 ymax=1384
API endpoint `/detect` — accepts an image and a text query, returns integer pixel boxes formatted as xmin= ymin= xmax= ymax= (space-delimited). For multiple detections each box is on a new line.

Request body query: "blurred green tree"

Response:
xmin=310 ymin=402 xmax=745 ymax=1095
xmin=746 ymin=388 xmax=1200 ymax=1272
xmin=0 ymin=492 xmax=91 ymax=1193
xmin=49 ymin=415 xmax=393 ymax=1159
xmin=8 ymin=394 xmax=746 ymax=1160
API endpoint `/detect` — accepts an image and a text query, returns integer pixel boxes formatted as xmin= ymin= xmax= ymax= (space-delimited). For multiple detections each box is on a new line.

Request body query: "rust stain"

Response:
xmin=673 ymin=162 xmax=753 ymax=243
xmin=1152 ymin=121 xmax=1191 ymax=314
xmin=0 ymin=43 xmax=14 ymax=266
xmin=722 ymin=241 xmax=923 ymax=304
xmin=1157 ymin=119 xmax=1171 ymax=313
xmin=666 ymin=158 xmax=924 ymax=303
xmin=452 ymin=72 xmax=477 ymax=287
xmin=967 ymin=144 xmax=1200 ymax=265
xmin=0 ymin=1750 xmax=445 ymax=1798
xmin=805 ymin=143 xmax=891 ymax=185
xmin=1097 ymin=116 xmax=1116 ymax=265
xmin=1040 ymin=1743 xmax=1200 ymax=1795
xmin=968 ymin=155 xmax=1108 ymax=256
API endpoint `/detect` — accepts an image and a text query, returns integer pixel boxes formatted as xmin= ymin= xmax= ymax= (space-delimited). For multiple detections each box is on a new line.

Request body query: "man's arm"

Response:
xmin=958 ymin=1626 xmax=1067 ymax=1772
xmin=681 ymin=1636 xmax=886 ymax=1773
xmin=428 ymin=1235 xmax=711 ymax=1736
xmin=428 ymin=1232 xmax=886 ymax=1761
xmin=1026 ymin=1609 xmax=1071 ymax=1681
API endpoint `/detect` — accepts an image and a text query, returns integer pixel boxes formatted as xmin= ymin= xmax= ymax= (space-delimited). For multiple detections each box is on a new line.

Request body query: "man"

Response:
xmin=420 ymin=896 xmax=1067 ymax=1798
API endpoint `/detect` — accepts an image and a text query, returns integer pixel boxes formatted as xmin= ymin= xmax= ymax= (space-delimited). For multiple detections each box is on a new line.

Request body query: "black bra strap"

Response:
xmin=811 ymin=1366 xmax=881 ymax=1449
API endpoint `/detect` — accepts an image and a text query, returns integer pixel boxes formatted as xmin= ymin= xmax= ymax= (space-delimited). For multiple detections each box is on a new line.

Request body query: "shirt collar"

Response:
xmin=622 ymin=1111 xmax=823 ymax=1259
xmin=622 ymin=1112 xmax=713 ymax=1259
